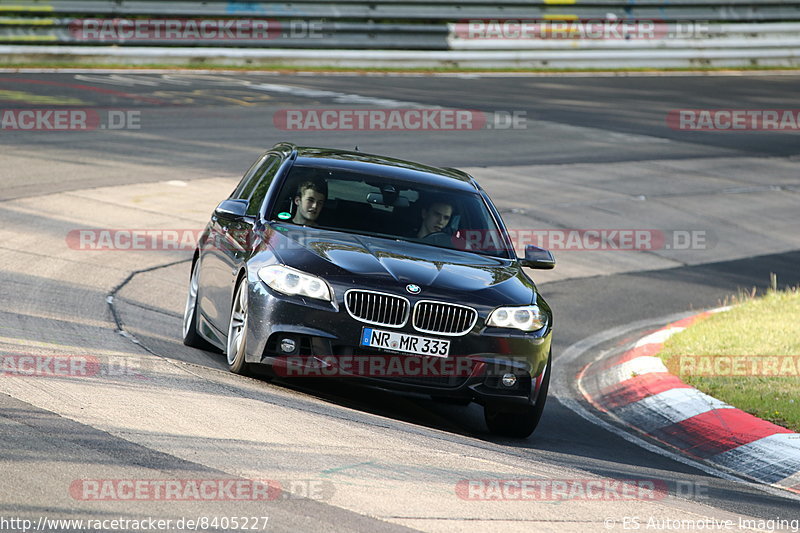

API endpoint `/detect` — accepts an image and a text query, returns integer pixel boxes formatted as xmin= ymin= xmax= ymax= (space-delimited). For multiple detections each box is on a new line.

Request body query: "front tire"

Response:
xmin=484 ymin=353 xmax=551 ymax=438
xmin=226 ymin=278 xmax=251 ymax=375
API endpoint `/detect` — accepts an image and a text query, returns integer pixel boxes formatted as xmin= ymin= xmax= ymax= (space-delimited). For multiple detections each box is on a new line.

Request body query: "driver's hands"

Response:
xmin=422 ymin=231 xmax=453 ymax=247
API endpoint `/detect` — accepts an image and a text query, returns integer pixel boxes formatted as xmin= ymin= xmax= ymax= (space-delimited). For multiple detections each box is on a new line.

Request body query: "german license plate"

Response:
xmin=360 ymin=328 xmax=449 ymax=357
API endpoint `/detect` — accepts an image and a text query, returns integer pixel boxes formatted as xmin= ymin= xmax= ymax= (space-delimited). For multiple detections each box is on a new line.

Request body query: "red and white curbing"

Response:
xmin=579 ymin=309 xmax=800 ymax=494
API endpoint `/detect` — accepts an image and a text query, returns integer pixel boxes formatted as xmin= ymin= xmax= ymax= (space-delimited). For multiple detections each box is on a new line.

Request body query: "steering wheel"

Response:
xmin=421 ymin=231 xmax=452 ymax=247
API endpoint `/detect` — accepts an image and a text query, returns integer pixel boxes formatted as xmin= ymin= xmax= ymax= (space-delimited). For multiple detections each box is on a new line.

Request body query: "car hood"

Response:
xmin=268 ymin=225 xmax=536 ymax=303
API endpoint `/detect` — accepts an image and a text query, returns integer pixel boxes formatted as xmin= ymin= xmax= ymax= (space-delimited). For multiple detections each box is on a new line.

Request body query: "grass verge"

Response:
xmin=659 ymin=285 xmax=800 ymax=432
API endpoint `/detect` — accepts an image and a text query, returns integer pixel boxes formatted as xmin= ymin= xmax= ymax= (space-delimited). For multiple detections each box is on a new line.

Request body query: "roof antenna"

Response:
xmin=354 ymin=146 xmax=360 ymax=151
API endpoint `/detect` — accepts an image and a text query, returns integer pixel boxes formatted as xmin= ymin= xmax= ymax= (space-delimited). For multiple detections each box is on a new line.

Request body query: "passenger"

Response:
xmin=417 ymin=200 xmax=454 ymax=239
xmin=293 ymin=179 xmax=327 ymax=226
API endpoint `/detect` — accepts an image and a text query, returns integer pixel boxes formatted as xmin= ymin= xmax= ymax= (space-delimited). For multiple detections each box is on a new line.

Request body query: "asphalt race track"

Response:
xmin=1 ymin=71 xmax=799 ymax=532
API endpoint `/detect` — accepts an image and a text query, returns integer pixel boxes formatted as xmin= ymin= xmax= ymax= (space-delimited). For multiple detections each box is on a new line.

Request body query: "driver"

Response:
xmin=293 ymin=179 xmax=327 ymax=226
xmin=417 ymin=201 xmax=453 ymax=239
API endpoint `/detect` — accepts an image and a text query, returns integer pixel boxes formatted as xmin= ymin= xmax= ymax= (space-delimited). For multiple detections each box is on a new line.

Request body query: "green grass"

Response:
xmin=658 ymin=286 xmax=800 ymax=432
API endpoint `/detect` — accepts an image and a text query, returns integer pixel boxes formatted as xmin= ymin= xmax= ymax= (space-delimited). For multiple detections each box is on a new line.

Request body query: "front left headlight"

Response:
xmin=487 ymin=305 xmax=547 ymax=332
xmin=258 ymin=265 xmax=332 ymax=301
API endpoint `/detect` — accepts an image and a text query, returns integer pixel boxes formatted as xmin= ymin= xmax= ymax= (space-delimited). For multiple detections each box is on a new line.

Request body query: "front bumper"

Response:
xmin=244 ymin=280 xmax=552 ymax=408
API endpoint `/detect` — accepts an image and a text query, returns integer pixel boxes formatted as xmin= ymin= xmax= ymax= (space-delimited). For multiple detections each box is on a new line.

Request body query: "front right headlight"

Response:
xmin=258 ymin=265 xmax=332 ymax=301
xmin=487 ymin=305 xmax=547 ymax=332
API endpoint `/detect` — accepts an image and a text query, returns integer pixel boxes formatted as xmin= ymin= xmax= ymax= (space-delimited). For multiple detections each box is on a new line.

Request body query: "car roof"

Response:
xmin=275 ymin=144 xmax=480 ymax=193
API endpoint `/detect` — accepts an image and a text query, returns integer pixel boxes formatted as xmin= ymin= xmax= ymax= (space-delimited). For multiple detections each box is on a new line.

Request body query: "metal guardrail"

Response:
xmin=2 ymin=0 xmax=800 ymax=20
xmin=0 ymin=20 xmax=451 ymax=50
xmin=0 ymin=0 xmax=798 ymax=67
xmin=448 ymin=22 xmax=800 ymax=49
xmin=2 ymin=44 xmax=798 ymax=69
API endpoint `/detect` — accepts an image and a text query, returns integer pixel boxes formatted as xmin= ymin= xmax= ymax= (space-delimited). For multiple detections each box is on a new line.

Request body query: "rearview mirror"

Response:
xmin=520 ymin=245 xmax=555 ymax=270
xmin=366 ymin=192 xmax=410 ymax=208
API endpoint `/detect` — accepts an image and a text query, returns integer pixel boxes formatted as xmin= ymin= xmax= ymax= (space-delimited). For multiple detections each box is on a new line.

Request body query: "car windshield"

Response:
xmin=269 ymin=164 xmax=512 ymax=258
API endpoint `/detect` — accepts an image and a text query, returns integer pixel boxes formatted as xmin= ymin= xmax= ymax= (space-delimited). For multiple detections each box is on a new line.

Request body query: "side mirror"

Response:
xmin=520 ymin=245 xmax=556 ymax=270
xmin=214 ymin=199 xmax=249 ymax=219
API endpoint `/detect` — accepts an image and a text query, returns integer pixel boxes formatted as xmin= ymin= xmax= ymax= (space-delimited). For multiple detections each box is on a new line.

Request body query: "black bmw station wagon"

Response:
xmin=183 ymin=143 xmax=555 ymax=437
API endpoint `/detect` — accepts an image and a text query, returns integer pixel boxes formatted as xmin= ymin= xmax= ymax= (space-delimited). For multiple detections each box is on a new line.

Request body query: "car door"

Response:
xmin=200 ymin=153 xmax=280 ymax=333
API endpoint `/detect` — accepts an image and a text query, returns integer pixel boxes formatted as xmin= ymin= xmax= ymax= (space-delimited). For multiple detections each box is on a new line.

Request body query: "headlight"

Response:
xmin=487 ymin=305 xmax=547 ymax=332
xmin=258 ymin=265 xmax=332 ymax=301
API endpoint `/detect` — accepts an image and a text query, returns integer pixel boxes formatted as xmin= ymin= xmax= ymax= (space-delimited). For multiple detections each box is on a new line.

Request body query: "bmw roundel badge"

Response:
xmin=406 ymin=284 xmax=421 ymax=294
